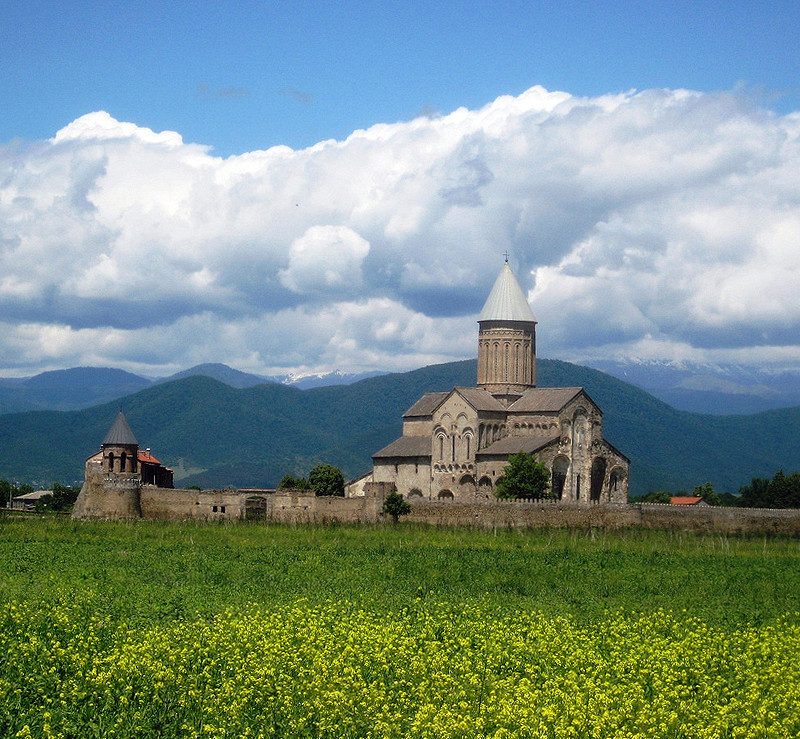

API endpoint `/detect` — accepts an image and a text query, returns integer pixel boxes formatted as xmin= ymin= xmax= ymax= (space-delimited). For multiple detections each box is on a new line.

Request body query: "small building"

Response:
xmin=10 ymin=489 xmax=52 ymax=510
xmin=670 ymin=496 xmax=709 ymax=506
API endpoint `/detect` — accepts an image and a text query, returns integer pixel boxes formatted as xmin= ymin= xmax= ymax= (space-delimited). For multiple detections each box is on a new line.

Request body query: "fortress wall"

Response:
xmin=637 ymin=503 xmax=800 ymax=535
xmin=406 ymin=500 xmax=640 ymax=530
xmin=72 ymin=466 xmax=142 ymax=519
xmin=74 ymin=477 xmax=800 ymax=533
xmin=140 ymin=488 xmax=244 ymax=521
xmin=262 ymin=489 xmax=384 ymax=524
xmin=257 ymin=494 xmax=800 ymax=534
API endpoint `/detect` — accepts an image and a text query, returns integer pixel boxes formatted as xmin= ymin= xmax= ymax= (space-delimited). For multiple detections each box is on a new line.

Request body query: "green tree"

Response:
xmin=51 ymin=483 xmax=79 ymax=511
xmin=383 ymin=490 xmax=411 ymax=523
xmin=641 ymin=490 xmax=672 ymax=504
xmin=278 ymin=474 xmax=310 ymax=490
xmin=495 ymin=453 xmax=551 ymax=500
xmin=308 ymin=464 xmax=345 ymax=497
xmin=692 ymin=481 xmax=721 ymax=506
xmin=0 ymin=479 xmax=14 ymax=507
xmin=739 ymin=470 xmax=800 ymax=509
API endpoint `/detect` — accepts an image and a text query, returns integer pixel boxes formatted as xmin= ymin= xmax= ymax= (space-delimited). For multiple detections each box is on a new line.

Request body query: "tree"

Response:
xmin=383 ymin=490 xmax=411 ymax=523
xmin=278 ymin=474 xmax=310 ymax=490
xmin=0 ymin=479 xmax=13 ymax=507
xmin=692 ymin=481 xmax=721 ymax=506
xmin=51 ymin=483 xmax=79 ymax=511
xmin=308 ymin=464 xmax=345 ymax=497
xmin=641 ymin=490 xmax=672 ymax=504
xmin=495 ymin=453 xmax=551 ymax=500
xmin=739 ymin=470 xmax=800 ymax=509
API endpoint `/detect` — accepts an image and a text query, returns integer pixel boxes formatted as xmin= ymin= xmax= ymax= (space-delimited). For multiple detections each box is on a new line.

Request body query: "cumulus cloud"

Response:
xmin=279 ymin=225 xmax=370 ymax=296
xmin=1 ymin=86 xmax=799 ymax=377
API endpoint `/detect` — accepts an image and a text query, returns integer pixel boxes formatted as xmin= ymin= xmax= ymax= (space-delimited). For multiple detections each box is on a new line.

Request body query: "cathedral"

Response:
xmin=369 ymin=260 xmax=629 ymax=503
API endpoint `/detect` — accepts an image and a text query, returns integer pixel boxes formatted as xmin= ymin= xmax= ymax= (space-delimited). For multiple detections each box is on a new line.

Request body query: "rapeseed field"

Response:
xmin=1 ymin=519 xmax=799 ymax=737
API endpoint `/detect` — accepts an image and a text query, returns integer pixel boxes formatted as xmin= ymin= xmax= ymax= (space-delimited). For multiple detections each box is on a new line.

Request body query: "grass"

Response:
xmin=1 ymin=516 xmax=799 ymax=627
xmin=3 ymin=517 xmax=800 ymax=737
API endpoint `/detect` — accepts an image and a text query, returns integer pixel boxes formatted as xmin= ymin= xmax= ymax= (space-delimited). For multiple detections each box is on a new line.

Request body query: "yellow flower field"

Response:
xmin=2 ymin=596 xmax=798 ymax=739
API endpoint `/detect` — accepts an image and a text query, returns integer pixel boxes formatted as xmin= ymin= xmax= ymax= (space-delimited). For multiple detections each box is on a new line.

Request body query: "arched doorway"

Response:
xmin=590 ymin=457 xmax=607 ymax=502
xmin=552 ymin=456 xmax=569 ymax=500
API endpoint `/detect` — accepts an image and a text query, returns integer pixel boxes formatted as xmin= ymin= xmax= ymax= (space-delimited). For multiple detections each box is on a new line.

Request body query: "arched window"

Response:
xmin=107 ymin=452 xmax=115 ymax=472
xmin=609 ymin=467 xmax=625 ymax=492
xmin=120 ymin=452 xmax=127 ymax=473
xmin=438 ymin=489 xmax=454 ymax=499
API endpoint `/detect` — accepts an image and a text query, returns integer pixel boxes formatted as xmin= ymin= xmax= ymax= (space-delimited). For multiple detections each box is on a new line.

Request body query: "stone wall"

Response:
xmin=253 ymin=487 xmax=387 ymax=524
xmin=637 ymin=503 xmax=800 ymax=535
xmin=247 ymin=495 xmax=800 ymax=534
xmin=74 ymin=473 xmax=800 ymax=534
xmin=140 ymin=488 xmax=244 ymax=521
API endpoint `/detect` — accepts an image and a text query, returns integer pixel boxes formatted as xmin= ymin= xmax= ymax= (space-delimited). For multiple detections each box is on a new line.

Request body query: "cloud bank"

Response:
xmin=1 ymin=88 xmax=799 ymax=377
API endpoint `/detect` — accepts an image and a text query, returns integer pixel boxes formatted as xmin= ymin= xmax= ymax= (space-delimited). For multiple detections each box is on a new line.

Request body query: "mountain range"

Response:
xmin=587 ymin=359 xmax=800 ymax=415
xmin=4 ymin=359 xmax=799 ymax=418
xmin=0 ymin=359 xmax=798 ymax=497
xmin=0 ymin=364 xmax=386 ymax=415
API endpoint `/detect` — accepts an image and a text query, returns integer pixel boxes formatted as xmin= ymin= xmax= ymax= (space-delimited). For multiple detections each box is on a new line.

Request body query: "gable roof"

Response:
xmin=507 ymin=387 xmax=586 ymax=413
xmin=670 ymin=496 xmax=705 ymax=506
xmin=373 ymin=435 xmax=431 ymax=459
xmin=478 ymin=262 xmax=537 ymax=323
xmin=404 ymin=387 xmax=506 ymax=418
xmin=450 ymin=386 xmax=507 ymax=412
xmin=138 ymin=449 xmax=161 ymax=465
xmin=102 ymin=411 xmax=138 ymax=446
xmin=403 ymin=392 xmax=449 ymax=417
xmin=476 ymin=433 xmax=560 ymax=458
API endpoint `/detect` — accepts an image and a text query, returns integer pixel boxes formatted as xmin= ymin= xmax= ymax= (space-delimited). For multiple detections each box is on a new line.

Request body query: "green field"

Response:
xmin=2 ymin=518 xmax=799 ymax=737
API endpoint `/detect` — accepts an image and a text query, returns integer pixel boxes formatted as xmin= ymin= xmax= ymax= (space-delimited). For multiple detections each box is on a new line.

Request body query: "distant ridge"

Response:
xmin=0 ymin=367 xmax=151 ymax=414
xmin=0 ymin=358 xmax=798 ymax=497
xmin=159 ymin=363 xmax=274 ymax=389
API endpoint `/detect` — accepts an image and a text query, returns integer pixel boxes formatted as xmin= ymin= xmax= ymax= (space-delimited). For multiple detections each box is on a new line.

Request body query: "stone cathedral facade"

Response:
xmin=369 ymin=260 xmax=629 ymax=503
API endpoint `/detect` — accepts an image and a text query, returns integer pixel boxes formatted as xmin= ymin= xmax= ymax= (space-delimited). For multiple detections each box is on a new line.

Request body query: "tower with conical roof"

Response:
xmin=101 ymin=410 xmax=139 ymax=475
xmin=477 ymin=258 xmax=537 ymax=400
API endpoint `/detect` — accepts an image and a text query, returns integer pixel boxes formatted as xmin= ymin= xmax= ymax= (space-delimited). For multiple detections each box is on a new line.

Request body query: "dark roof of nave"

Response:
xmin=507 ymin=387 xmax=587 ymax=413
xmin=373 ymin=435 xmax=431 ymax=459
xmin=102 ymin=410 xmax=139 ymax=446
xmin=403 ymin=392 xmax=449 ymax=417
xmin=404 ymin=387 xmax=507 ymax=418
xmin=452 ymin=386 xmax=507 ymax=412
xmin=475 ymin=433 xmax=560 ymax=458
xmin=404 ymin=386 xmax=590 ymax=419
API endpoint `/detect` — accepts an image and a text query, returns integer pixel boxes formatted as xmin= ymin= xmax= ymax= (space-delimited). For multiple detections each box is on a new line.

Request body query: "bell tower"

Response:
xmin=477 ymin=258 xmax=537 ymax=400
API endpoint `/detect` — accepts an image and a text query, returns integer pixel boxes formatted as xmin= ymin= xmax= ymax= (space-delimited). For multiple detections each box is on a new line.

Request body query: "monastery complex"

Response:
xmin=74 ymin=259 xmax=630 ymax=521
xmin=365 ymin=260 xmax=630 ymax=504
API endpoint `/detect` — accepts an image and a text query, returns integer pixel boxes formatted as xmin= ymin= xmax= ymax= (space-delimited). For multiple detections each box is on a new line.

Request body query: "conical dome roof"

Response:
xmin=102 ymin=410 xmax=138 ymax=446
xmin=478 ymin=262 xmax=536 ymax=322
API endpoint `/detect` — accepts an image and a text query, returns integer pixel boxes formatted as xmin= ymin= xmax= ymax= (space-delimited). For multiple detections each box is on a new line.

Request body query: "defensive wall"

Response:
xmin=74 ymin=477 xmax=800 ymax=534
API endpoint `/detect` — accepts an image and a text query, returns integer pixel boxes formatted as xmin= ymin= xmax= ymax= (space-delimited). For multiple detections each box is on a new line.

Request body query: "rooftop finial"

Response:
xmin=503 ymin=250 xmax=510 ymax=263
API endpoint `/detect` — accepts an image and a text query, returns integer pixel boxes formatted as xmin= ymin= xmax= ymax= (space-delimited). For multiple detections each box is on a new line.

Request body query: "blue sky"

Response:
xmin=3 ymin=1 xmax=799 ymax=156
xmin=1 ymin=1 xmax=800 ymax=379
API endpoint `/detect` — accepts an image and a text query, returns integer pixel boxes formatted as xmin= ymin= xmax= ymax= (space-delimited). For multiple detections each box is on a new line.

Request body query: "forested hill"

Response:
xmin=0 ymin=358 xmax=798 ymax=497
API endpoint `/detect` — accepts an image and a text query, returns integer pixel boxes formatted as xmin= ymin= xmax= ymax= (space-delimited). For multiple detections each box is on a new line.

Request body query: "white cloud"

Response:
xmin=279 ymin=225 xmax=370 ymax=295
xmin=1 ymin=86 xmax=800 ymax=377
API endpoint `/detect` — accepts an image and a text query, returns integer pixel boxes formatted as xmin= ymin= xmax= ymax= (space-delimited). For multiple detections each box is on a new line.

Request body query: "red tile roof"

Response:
xmin=138 ymin=450 xmax=162 ymax=465
xmin=670 ymin=496 xmax=703 ymax=505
